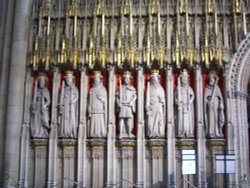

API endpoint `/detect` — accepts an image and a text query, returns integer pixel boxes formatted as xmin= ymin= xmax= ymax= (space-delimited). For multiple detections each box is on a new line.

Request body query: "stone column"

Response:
xmin=59 ymin=140 xmax=77 ymax=187
xmin=118 ymin=141 xmax=136 ymax=187
xmin=18 ymin=72 xmax=33 ymax=187
xmin=3 ymin=0 xmax=32 ymax=186
xmin=47 ymin=72 xmax=60 ymax=187
xmin=166 ymin=66 xmax=176 ymax=187
xmin=106 ymin=67 xmax=116 ymax=187
xmin=32 ymin=140 xmax=49 ymax=187
xmin=89 ymin=141 xmax=106 ymax=188
xmin=224 ymin=67 xmax=236 ymax=188
xmin=77 ymin=70 xmax=88 ymax=187
xmin=147 ymin=141 xmax=166 ymax=187
xmin=241 ymin=94 xmax=249 ymax=187
xmin=236 ymin=93 xmax=249 ymax=187
xmin=136 ymin=67 xmax=146 ymax=187
xmin=0 ymin=4 xmax=14 ymax=171
xmin=206 ymin=140 xmax=226 ymax=187
xmin=195 ymin=65 xmax=207 ymax=188
xmin=0 ymin=4 xmax=14 ymax=179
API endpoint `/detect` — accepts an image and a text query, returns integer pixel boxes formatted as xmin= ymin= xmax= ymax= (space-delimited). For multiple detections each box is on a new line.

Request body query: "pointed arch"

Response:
xmin=227 ymin=33 xmax=250 ymax=187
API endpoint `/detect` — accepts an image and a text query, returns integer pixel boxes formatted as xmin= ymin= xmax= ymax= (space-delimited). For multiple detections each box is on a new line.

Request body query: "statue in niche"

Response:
xmin=88 ymin=71 xmax=107 ymax=138
xmin=175 ymin=70 xmax=194 ymax=138
xmin=204 ymin=72 xmax=225 ymax=138
xmin=116 ymin=71 xmax=137 ymax=139
xmin=58 ymin=71 xmax=79 ymax=138
xmin=31 ymin=73 xmax=50 ymax=138
xmin=146 ymin=70 xmax=165 ymax=138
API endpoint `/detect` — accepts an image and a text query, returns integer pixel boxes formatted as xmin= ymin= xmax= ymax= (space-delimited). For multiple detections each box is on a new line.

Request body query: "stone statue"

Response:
xmin=58 ymin=72 xmax=79 ymax=138
xmin=175 ymin=70 xmax=194 ymax=138
xmin=116 ymin=71 xmax=137 ymax=139
xmin=88 ymin=71 xmax=107 ymax=138
xmin=204 ymin=72 xmax=225 ymax=138
xmin=31 ymin=73 xmax=50 ymax=138
xmin=146 ymin=70 xmax=165 ymax=138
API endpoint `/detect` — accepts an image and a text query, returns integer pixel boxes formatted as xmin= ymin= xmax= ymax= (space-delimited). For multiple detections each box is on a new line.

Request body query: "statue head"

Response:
xmin=38 ymin=73 xmax=47 ymax=89
xmin=150 ymin=70 xmax=160 ymax=85
xmin=65 ymin=71 xmax=74 ymax=86
xmin=208 ymin=72 xmax=218 ymax=87
xmin=180 ymin=69 xmax=189 ymax=86
xmin=93 ymin=71 xmax=102 ymax=85
xmin=122 ymin=71 xmax=132 ymax=85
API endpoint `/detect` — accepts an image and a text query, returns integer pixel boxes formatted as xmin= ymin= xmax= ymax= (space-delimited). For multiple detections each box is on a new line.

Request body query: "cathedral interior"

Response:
xmin=1 ymin=0 xmax=250 ymax=187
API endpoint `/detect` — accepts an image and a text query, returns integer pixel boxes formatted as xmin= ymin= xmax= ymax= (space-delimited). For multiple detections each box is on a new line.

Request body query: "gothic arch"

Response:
xmin=229 ymin=33 xmax=250 ymax=93
xmin=228 ymin=33 xmax=250 ymax=186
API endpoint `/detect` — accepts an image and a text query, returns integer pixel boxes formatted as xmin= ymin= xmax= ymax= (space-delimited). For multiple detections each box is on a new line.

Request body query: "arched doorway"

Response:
xmin=227 ymin=33 xmax=250 ymax=187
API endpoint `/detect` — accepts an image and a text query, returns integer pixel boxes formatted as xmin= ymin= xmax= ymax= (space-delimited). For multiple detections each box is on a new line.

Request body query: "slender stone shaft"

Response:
xmin=3 ymin=0 xmax=32 ymax=186
xmin=0 ymin=0 xmax=15 ymax=185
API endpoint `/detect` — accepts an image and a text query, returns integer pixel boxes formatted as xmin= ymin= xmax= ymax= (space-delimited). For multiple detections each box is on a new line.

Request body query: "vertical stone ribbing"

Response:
xmin=224 ymin=65 xmax=236 ymax=188
xmin=47 ymin=72 xmax=60 ymax=187
xmin=0 ymin=5 xmax=12 ymax=170
xmin=106 ymin=67 xmax=116 ymax=187
xmin=195 ymin=66 xmax=207 ymax=188
xmin=18 ymin=72 xmax=32 ymax=187
xmin=3 ymin=0 xmax=32 ymax=186
xmin=77 ymin=70 xmax=88 ymax=187
xmin=136 ymin=67 xmax=146 ymax=187
xmin=166 ymin=67 xmax=176 ymax=187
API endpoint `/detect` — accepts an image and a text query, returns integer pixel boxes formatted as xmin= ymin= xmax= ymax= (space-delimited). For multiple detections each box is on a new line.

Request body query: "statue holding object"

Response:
xmin=116 ymin=71 xmax=137 ymax=139
xmin=146 ymin=70 xmax=166 ymax=138
xmin=58 ymin=71 xmax=79 ymax=138
xmin=31 ymin=73 xmax=50 ymax=138
xmin=175 ymin=70 xmax=194 ymax=138
xmin=204 ymin=72 xmax=225 ymax=138
xmin=88 ymin=71 xmax=107 ymax=138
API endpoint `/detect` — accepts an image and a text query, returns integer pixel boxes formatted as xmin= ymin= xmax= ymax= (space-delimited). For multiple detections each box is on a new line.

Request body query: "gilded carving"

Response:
xmin=116 ymin=140 xmax=136 ymax=147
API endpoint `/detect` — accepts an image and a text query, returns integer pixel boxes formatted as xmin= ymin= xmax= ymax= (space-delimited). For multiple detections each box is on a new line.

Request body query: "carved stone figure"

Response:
xmin=88 ymin=71 xmax=107 ymax=138
xmin=204 ymin=72 xmax=225 ymax=138
xmin=116 ymin=71 xmax=137 ymax=139
xmin=146 ymin=70 xmax=165 ymax=138
xmin=58 ymin=72 xmax=79 ymax=138
xmin=31 ymin=74 xmax=50 ymax=138
xmin=175 ymin=70 xmax=194 ymax=138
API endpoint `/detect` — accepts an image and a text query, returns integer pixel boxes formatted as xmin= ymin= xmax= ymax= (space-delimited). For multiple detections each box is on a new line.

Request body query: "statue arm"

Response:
xmin=104 ymin=89 xmax=108 ymax=126
xmin=189 ymin=87 xmax=195 ymax=103
xmin=116 ymin=91 xmax=121 ymax=107
xmin=31 ymin=81 xmax=38 ymax=113
xmin=72 ymin=87 xmax=79 ymax=104
xmin=44 ymin=90 xmax=51 ymax=108
xmin=131 ymin=91 xmax=137 ymax=113
xmin=218 ymin=92 xmax=225 ymax=125
xmin=97 ymin=88 xmax=106 ymax=104
xmin=88 ymin=91 xmax=92 ymax=117
xmin=130 ymin=90 xmax=137 ymax=106
xmin=159 ymin=88 xmax=165 ymax=105
xmin=204 ymin=93 xmax=208 ymax=127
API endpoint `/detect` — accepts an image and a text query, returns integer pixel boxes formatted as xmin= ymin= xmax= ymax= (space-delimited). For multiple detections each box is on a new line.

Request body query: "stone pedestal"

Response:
xmin=31 ymin=139 xmax=48 ymax=188
xmin=146 ymin=139 xmax=166 ymax=187
xmin=88 ymin=139 xmax=106 ymax=188
xmin=176 ymin=139 xmax=196 ymax=188
xmin=206 ymin=139 xmax=226 ymax=188
xmin=116 ymin=140 xmax=136 ymax=188
xmin=58 ymin=139 xmax=77 ymax=187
